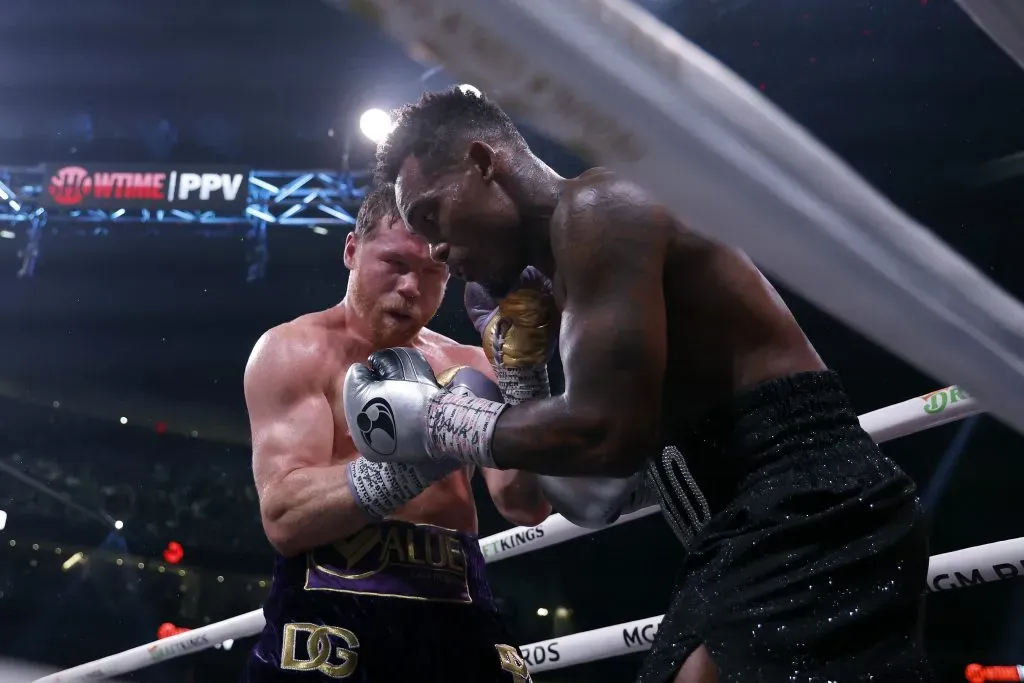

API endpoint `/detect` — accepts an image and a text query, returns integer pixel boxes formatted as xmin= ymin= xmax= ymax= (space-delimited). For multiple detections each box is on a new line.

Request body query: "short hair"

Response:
xmin=353 ymin=183 xmax=401 ymax=239
xmin=375 ymin=87 xmax=527 ymax=185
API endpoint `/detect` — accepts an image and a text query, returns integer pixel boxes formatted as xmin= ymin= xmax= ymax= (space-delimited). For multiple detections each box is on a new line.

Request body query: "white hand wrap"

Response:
xmin=495 ymin=364 xmax=551 ymax=404
xmin=425 ymin=388 xmax=506 ymax=468
xmin=347 ymin=457 xmax=451 ymax=519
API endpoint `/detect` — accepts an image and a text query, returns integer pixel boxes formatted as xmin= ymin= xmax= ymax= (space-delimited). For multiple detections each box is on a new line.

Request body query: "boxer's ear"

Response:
xmin=467 ymin=141 xmax=497 ymax=183
xmin=343 ymin=231 xmax=358 ymax=269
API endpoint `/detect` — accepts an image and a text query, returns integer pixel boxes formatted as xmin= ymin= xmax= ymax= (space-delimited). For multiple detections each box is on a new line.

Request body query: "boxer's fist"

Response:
xmin=538 ymin=471 xmax=649 ymax=529
xmin=344 ymin=349 xmax=507 ymax=467
xmin=435 ymin=365 xmax=505 ymax=403
xmin=464 ymin=267 xmax=558 ymax=369
xmin=343 ymin=348 xmax=441 ymax=464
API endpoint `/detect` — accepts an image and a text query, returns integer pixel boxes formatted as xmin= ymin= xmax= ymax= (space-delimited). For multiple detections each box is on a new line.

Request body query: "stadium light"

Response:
xmin=62 ymin=551 xmax=85 ymax=571
xmin=359 ymin=108 xmax=394 ymax=144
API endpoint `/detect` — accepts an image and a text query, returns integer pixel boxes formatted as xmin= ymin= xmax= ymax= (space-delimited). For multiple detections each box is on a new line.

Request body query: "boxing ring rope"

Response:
xmin=333 ymin=0 xmax=1024 ymax=440
xmin=955 ymin=0 xmax=1024 ymax=70
xmin=35 ymin=386 xmax=1018 ymax=683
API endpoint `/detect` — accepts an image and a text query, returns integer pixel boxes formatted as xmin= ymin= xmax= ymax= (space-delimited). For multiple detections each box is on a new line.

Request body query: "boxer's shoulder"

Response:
xmin=252 ymin=315 xmax=325 ymax=360
xmin=555 ymin=170 xmax=665 ymax=237
xmin=247 ymin=311 xmax=349 ymax=387
xmin=561 ymin=167 xmax=651 ymax=207
xmin=550 ymin=170 xmax=669 ymax=274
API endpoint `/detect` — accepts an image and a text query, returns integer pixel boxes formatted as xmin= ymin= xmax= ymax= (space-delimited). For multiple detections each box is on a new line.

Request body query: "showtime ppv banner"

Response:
xmin=42 ymin=164 xmax=249 ymax=211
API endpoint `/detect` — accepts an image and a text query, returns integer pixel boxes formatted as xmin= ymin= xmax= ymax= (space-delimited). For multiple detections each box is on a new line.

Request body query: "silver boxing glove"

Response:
xmin=344 ymin=348 xmax=507 ymax=468
xmin=539 ymin=469 xmax=658 ymax=529
xmin=343 ymin=347 xmax=442 ymax=464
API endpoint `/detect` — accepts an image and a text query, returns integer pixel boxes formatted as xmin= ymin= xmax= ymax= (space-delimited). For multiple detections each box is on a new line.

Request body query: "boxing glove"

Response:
xmin=346 ymin=364 xmax=505 ymax=519
xmin=435 ymin=365 xmax=506 ymax=403
xmin=464 ymin=266 xmax=559 ymax=404
xmin=538 ymin=470 xmax=662 ymax=529
xmin=344 ymin=347 xmax=442 ymax=463
xmin=344 ymin=348 xmax=506 ymax=468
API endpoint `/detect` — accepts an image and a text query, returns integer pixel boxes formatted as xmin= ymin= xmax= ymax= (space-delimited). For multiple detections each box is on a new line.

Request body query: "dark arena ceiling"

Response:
xmin=0 ymin=0 xmax=1023 ymax=681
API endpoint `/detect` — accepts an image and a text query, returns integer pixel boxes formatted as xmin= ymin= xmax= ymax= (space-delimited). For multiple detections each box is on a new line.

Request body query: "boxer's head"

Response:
xmin=344 ymin=184 xmax=449 ymax=345
xmin=377 ymin=88 xmax=542 ymax=296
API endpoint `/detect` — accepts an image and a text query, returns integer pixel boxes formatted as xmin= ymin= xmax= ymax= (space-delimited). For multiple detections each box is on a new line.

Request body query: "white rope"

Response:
xmin=331 ymin=0 xmax=1024 ymax=438
xmin=857 ymin=385 xmax=979 ymax=444
xmin=34 ymin=385 xmax=984 ymax=682
xmin=956 ymin=0 xmax=1024 ymax=70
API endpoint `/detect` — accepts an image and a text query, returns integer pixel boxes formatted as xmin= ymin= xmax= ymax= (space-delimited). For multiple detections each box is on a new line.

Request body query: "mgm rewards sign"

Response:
xmin=43 ymin=164 xmax=250 ymax=211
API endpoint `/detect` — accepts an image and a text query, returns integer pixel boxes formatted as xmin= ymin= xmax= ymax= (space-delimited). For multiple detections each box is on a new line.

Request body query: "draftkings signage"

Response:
xmin=42 ymin=164 xmax=249 ymax=210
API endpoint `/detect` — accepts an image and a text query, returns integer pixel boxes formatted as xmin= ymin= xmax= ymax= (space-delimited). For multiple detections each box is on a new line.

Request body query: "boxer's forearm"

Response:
xmin=260 ymin=462 xmax=373 ymax=557
xmin=490 ymin=395 xmax=651 ymax=476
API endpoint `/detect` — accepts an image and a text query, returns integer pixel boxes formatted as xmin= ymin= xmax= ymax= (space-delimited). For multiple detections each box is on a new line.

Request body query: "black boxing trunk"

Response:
xmin=241 ymin=520 xmax=531 ymax=683
xmin=639 ymin=371 xmax=933 ymax=683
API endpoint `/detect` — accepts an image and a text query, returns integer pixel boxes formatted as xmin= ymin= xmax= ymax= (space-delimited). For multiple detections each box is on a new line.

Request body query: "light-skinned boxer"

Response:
xmin=242 ymin=183 xmax=548 ymax=683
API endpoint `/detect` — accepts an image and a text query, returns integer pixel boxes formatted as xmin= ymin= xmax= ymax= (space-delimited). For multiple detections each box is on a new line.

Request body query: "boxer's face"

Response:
xmin=344 ymin=218 xmax=449 ymax=344
xmin=396 ymin=151 xmax=525 ymax=296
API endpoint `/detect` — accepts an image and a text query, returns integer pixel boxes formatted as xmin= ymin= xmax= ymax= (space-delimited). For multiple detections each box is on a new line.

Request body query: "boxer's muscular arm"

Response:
xmin=491 ymin=180 xmax=668 ymax=476
xmin=452 ymin=345 xmax=552 ymax=526
xmin=247 ymin=327 xmax=370 ymax=557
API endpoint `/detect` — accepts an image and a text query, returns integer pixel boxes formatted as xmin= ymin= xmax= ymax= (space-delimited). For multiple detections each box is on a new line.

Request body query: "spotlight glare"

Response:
xmin=114 ymin=520 xmax=124 ymax=530
xmin=536 ymin=607 xmax=549 ymax=617
xmin=458 ymin=84 xmax=481 ymax=97
xmin=359 ymin=108 xmax=394 ymax=144
xmin=119 ymin=416 xmax=128 ymax=425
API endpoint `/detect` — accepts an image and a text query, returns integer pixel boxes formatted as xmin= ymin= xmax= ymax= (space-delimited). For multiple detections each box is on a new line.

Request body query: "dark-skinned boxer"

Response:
xmin=342 ymin=88 xmax=931 ymax=683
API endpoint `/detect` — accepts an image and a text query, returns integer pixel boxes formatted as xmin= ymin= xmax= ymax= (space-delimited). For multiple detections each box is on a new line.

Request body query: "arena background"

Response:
xmin=0 ymin=0 xmax=1023 ymax=681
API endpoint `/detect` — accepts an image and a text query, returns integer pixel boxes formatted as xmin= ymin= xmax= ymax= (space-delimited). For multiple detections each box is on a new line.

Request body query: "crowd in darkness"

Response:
xmin=0 ymin=397 xmax=264 ymax=561
xmin=0 ymin=398 xmax=276 ymax=681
